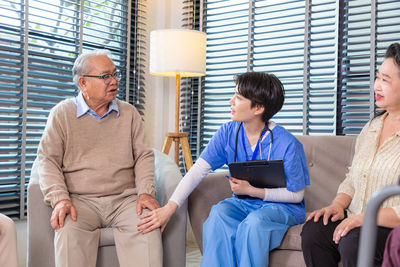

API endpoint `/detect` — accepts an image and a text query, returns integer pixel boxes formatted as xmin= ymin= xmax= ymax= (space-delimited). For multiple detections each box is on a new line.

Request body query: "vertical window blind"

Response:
xmin=128 ymin=1 xmax=147 ymax=115
xmin=301 ymin=0 xmax=338 ymax=135
xmin=198 ymin=0 xmax=400 ymax=155
xmin=341 ymin=0 xmax=375 ymax=135
xmin=0 ymin=0 xmax=26 ymax=219
xmin=180 ymin=0 xmax=201 ymax=168
xmin=341 ymin=0 xmax=400 ymax=134
xmin=252 ymin=0 xmax=308 ymax=134
xmin=0 ymin=0 xmax=145 ymax=219
xmin=201 ymin=0 xmax=249 ymax=148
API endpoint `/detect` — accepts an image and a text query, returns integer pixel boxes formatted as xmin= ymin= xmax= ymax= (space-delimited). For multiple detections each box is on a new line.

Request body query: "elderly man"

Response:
xmin=37 ymin=49 xmax=162 ymax=267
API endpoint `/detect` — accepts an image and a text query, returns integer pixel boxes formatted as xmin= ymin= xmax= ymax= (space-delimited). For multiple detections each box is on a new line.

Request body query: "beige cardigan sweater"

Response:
xmin=338 ymin=113 xmax=400 ymax=218
xmin=37 ymin=99 xmax=155 ymax=208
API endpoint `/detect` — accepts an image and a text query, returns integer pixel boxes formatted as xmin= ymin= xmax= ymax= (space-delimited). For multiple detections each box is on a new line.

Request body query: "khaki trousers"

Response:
xmin=54 ymin=190 xmax=162 ymax=267
xmin=0 ymin=213 xmax=18 ymax=267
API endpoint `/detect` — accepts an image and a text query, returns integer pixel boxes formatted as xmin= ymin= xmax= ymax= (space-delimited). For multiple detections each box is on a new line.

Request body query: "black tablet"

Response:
xmin=228 ymin=160 xmax=286 ymax=188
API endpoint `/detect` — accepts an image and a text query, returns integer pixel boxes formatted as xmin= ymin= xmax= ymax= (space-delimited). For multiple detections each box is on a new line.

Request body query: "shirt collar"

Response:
xmin=75 ymin=91 xmax=119 ymax=118
xmin=368 ymin=112 xmax=387 ymax=133
xmin=368 ymin=112 xmax=400 ymax=136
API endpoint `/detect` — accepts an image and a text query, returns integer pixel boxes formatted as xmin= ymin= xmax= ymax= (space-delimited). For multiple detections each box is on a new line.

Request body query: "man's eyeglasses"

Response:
xmin=83 ymin=71 xmax=121 ymax=85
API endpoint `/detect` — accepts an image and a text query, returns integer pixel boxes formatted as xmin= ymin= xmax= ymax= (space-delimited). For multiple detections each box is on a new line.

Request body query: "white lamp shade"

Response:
xmin=150 ymin=29 xmax=206 ymax=77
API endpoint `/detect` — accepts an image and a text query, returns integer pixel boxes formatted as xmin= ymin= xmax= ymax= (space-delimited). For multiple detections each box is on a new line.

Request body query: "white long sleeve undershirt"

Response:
xmin=263 ymin=188 xmax=304 ymax=203
xmin=169 ymin=158 xmax=304 ymax=207
xmin=169 ymin=158 xmax=212 ymax=207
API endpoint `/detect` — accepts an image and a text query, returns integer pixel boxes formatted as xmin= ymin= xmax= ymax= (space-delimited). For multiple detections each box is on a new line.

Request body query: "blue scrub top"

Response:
xmin=200 ymin=120 xmax=310 ymax=222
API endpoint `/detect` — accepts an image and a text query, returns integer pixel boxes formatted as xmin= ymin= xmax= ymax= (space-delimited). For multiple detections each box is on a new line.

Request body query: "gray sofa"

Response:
xmin=27 ymin=149 xmax=187 ymax=267
xmin=188 ymin=135 xmax=357 ymax=267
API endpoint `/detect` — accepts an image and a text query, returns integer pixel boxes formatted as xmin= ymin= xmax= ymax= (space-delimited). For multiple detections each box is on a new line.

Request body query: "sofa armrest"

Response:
xmin=188 ymin=171 xmax=231 ymax=252
xmin=27 ymin=159 xmax=55 ymax=267
xmin=153 ymin=149 xmax=187 ymax=267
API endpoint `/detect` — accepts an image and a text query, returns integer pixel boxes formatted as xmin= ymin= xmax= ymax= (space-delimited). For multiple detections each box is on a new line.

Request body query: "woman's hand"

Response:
xmin=137 ymin=201 xmax=178 ymax=234
xmin=228 ymin=177 xmax=253 ymax=196
xmin=227 ymin=177 xmax=266 ymax=199
xmin=333 ymin=214 xmax=363 ymax=244
xmin=306 ymin=193 xmax=352 ymax=225
xmin=306 ymin=203 xmax=345 ymax=225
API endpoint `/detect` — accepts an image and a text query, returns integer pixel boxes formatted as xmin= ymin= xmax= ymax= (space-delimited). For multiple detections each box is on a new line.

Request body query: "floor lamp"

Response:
xmin=150 ymin=29 xmax=206 ymax=170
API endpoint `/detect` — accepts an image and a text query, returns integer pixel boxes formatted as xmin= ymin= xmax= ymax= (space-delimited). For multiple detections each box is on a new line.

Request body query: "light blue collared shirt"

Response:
xmin=71 ymin=91 xmax=120 ymax=119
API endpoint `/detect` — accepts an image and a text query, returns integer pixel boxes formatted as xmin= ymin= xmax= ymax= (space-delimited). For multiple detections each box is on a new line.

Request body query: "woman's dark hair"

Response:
xmin=385 ymin=42 xmax=400 ymax=69
xmin=235 ymin=72 xmax=284 ymax=123
xmin=374 ymin=42 xmax=400 ymax=118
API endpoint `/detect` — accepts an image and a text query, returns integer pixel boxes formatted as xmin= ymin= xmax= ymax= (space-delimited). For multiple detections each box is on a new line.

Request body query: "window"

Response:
xmin=198 ymin=0 xmax=400 ymax=153
xmin=0 ymin=0 xmax=146 ymax=218
xmin=341 ymin=0 xmax=400 ymax=134
xmin=128 ymin=1 xmax=147 ymax=115
xmin=180 ymin=0 xmax=202 ymax=167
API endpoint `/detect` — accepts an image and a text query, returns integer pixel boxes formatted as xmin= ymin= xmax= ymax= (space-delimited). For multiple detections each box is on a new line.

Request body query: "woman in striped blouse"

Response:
xmin=301 ymin=42 xmax=400 ymax=267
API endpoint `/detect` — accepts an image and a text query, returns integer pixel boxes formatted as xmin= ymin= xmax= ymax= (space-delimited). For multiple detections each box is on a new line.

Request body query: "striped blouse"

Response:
xmin=338 ymin=112 xmax=400 ymax=218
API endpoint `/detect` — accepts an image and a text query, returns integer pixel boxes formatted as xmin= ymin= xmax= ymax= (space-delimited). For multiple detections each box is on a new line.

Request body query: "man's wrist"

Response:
xmin=54 ymin=199 xmax=71 ymax=208
xmin=138 ymin=191 xmax=155 ymax=199
xmin=50 ymin=193 xmax=71 ymax=208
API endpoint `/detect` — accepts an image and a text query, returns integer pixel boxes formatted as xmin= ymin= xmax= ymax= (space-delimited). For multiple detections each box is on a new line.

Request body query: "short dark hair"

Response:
xmin=235 ymin=72 xmax=285 ymax=123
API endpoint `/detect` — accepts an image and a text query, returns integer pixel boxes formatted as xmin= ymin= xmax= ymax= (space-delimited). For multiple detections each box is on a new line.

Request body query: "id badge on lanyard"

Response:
xmin=241 ymin=124 xmax=267 ymax=161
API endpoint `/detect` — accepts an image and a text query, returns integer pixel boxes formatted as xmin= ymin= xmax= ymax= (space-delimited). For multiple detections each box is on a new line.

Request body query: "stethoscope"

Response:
xmin=234 ymin=122 xmax=273 ymax=162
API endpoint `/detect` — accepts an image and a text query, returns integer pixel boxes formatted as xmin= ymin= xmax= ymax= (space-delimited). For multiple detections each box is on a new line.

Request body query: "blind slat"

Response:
xmin=0 ymin=0 xmax=132 ymax=219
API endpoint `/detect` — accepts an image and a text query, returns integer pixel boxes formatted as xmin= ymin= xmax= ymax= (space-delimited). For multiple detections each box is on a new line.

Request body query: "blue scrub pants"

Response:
xmin=201 ymin=197 xmax=298 ymax=267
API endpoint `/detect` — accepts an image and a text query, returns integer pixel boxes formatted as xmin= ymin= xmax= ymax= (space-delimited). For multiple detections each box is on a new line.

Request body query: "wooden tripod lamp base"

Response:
xmin=162 ymin=132 xmax=193 ymax=170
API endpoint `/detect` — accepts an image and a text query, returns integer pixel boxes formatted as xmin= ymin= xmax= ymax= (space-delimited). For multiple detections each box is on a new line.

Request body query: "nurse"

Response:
xmin=138 ymin=72 xmax=310 ymax=266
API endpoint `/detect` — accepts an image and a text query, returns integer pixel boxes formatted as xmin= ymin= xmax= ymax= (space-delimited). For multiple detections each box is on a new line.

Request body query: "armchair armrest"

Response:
xmin=153 ymin=149 xmax=187 ymax=267
xmin=27 ymin=159 xmax=55 ymax=267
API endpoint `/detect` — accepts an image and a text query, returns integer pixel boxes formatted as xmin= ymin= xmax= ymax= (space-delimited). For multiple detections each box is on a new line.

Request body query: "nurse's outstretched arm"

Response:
xmin=137 ymin=158 xmax=212 ymax=234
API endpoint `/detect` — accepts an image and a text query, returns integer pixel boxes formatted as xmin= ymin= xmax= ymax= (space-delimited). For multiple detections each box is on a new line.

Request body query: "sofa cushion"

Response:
xmin=277 ymin=223 xmax=303 ymax=250
xmin=270 ymin=249 xmax=306 ymax=267
xmin=99 ymin=228 xmax=115 ymax=246
xmin=296 ymin=135 xmax=356 ymax=212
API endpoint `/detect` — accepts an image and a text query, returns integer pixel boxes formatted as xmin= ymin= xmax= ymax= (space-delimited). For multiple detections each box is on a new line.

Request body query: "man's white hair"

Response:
xmin=72 ymin=49 xmax=113 ymax=89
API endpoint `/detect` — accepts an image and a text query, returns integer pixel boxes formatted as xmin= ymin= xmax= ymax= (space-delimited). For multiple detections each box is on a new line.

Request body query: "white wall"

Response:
xmin=144 ymin=0 xmax=185 ymax=156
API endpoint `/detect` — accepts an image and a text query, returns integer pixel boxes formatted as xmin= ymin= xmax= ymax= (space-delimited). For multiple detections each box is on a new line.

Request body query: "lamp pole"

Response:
xmin=174 ymin=73 xmax=181 ymax=163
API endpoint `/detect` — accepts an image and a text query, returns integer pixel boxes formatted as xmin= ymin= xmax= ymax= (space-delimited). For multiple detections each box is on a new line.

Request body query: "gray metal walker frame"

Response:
xmin=357 ymin=183 xmax=400 ymax=267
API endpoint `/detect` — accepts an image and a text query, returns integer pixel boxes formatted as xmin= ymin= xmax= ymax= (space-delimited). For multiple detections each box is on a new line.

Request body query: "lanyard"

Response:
xmin=234 ymin=122 xmax=273 ymax=162
xmin=241 ymin=124 xmax=268 ymax=161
